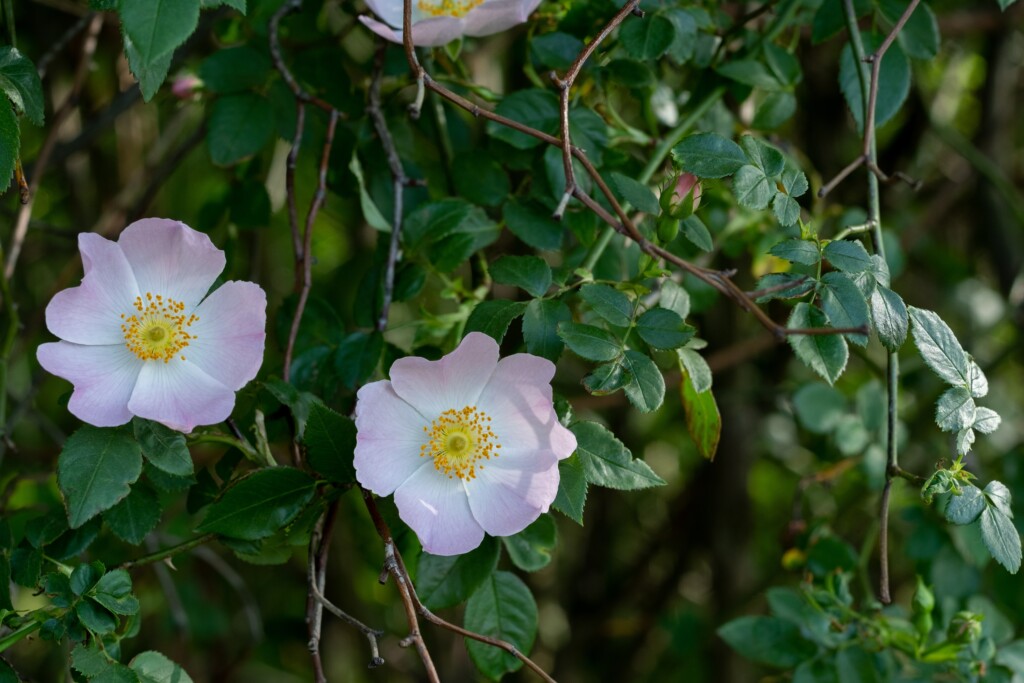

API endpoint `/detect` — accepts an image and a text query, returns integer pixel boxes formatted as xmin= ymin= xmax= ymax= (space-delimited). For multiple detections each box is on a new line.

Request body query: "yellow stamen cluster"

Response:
xmin=417 ymin=0 xmax=485 ymax=18
xmin=421 ymin=405 xmax=501 ymax=480
xmin=120 ymin=292 xmax=198 ymax=363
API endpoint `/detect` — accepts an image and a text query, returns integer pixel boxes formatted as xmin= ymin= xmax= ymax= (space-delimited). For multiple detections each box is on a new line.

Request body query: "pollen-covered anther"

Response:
xmin=121 ymin=292 xmax=199 ymax=363
xmin=416 ymin=0 xmax=485 ymax=18
xmin=420 ymin=405 xmax=500 ymax=480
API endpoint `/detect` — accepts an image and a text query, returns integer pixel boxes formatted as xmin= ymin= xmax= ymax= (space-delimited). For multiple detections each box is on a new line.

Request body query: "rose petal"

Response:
xmin=477 ymin=353 xmax=575 ymax=458
xmin=37 ymin=342 xmax=142 ymax=427
xmin=408 ymin=15 xmax=467 ymax=46
xmin=185 ymin=281 xmax=267 ymax=391
xmin=390 ymin=332 xmax=498 ymax=419
xmin=394 ymin=466 xmax=484 ymax=556
xmin=463 ymin=0 xmax=541 ymax=36
xmin=467 ymin=459 xmax=558 ymax=536
xmin=118 ymin=218 xmax=226 ymax=309
xmin=128 ymin=360 xmax=235 ymax=433
xmin=364 ymin=0 xmax=404 ymax=27
xmin=354 ymin=381 xmax=432 ymax=496
xmin=46 ymin=234 xmax=140 ymax=345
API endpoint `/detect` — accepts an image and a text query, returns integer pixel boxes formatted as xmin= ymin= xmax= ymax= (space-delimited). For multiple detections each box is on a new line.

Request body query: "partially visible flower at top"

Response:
xmin=354 ymin=332 xmax=576 ymax=556
xmin=171 ymin=74 xmax=203 ymax=100
xmin=37 ymin=218 xmax=266 ymax=433
xmin=360 ymin=0 xmax=542 ymax=48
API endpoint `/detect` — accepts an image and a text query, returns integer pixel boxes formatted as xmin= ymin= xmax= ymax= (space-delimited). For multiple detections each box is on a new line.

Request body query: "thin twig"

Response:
xmin=308 ymin=573 xmax=385 ymax=668
xmin=819 ymin=0 xmax=923 ymax=197
xmin=119 ymin=533 xmax=218 ymax=570
xmin=5 ymin=13 xmax=103 ymax=279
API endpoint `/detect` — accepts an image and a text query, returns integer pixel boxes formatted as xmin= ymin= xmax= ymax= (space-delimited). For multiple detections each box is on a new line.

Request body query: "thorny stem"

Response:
xmin=841 ymin=0 xmax=903 ymax=605
xmin=819 ymin=0 xmax=923 ymax=198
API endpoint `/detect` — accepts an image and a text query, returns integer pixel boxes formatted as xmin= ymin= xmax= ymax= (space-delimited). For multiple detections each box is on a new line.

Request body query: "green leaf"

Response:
xmin=464 ymin=571 xmax=538 ymax=680
xmin=198 ymin=45 xmax=270 ymax=94
xmin=72 ymin=644 xmax=110 ymax=677
xmin=793 ymin=382 xmax=846 ymax=434
xmin=754 ymin=273 xmax=814 ymax=303
xmin=980 ymin=505 xmax=1021 ymax=574
xmin=207 ymin=92 xmax=274 ymax=165
xmin=571 ymin=421 xmax=665 ymax=490
xmin=794 ymin=658 xmax=839 ymax=683
xmin=522 ymin=298 xmax=571 ymax=363
xmin=488 ymin=89 xmax=558 ymax=150
xmin=787 ymin=303 xmax=849 ymax=385
xmin=91 ymin=569 xmax=140 ymax=615
xmin=303 ymin=402 xmax=356 ymax=484
xmin=870 ymin=286 xmax=908 ymax=352
xmin=76 ymin=598 xmax=117 ymax=635
xmin=265 ymin=377 xmax=316 ymax=438
xmin=680 ymin=369 xmax=721 ymax=461
xmin=583 ymin=359 xmax=627 ymax=395
xmin=946 ymin=485 xmax=986 ymax=526
xmin=680 ymin=215 xmax=713 ymax=251
xmin=552 ymin=454 xmax=587 ymax=524
xmin=609 ymin=172 xmax=660 ymax=215
xmin=878 ymin=0 xmax=939 ymax=60
xmin=998 ymin=0 xmax=1019 ymax=9
xmin=637 ymin=308 xmax=694 ymax=349
xmin=823 ymin=240 xmax=872 ymax=273
xmin=133 ymin=419 xmax=193 ymax=477
xmin=70 ymin=562 xmax=103 ymax=596
xmin=813 ymin=0 xmax=870 ymax=43
xmin=404 ymin=199 xmax=500 ymax=271
xmin=974 ymin=407 xmax=1001 ymax=434
xmin=580 ymin=284 xmax=633 ymax=328
xmin=0 ymin=97 xmax=18 ymax=192
xmin=716 ymin=59 xmax=782 ymax=90
xmin=334 ymin=331 xmax=384 ymax=389
xmin=0 ymin=47 xmax=45 ymax=125
xmin=466 ymin=300 xmax=527 ymax=344
xmin=935 ymin=386 xmax=976 ymax=433
xmin=740 ymin=135 xmax=785 ymax=177
xmin=752 ymin=91 xmax=797 ymax=130
xmin=908 ymin=307 xmax=971 ymax=386
xmin=772 ymin=193 xmax=801 ymax=227
xmin=718 ymin=616 xmax=817 ymax=668
xmin=196 ymin=468 xmax=316 ymax=540
xmin=678 ymin=348 xmax=712 ymax=393
xmin=415 ymin=536 xmax=500 ymax=610
xmin=839 ymin=31 xmax=911 ymax=132
xmin=770 ymin=238 xmax=820 ymax=266
xmin=0 ymin=555 xmax=10 ymax=610
xmin=659 ymin=280 xmax=690 ymax=319
xmin=201 ymin=0 xmax=246 ymax=9
xmin=619 ymin=13 xmax=674 ymax=60
xmin=621 ymin=350 xmax=665 ymax=413
xmin=503 ymin=515 xmax=556 ymax=572
xmin=819 ymin=272 xmax=869 ymax=346
xmin=671 ymin=132 xmax=746 ymax=178
xmin=130 ymin=651 xmax=195 ymax=683
xmin=836 ymin=646 xmax=883 ymax=683
xmin=503 ymin=200 xmax=563 ymax=251
xmin=557 ymin=322 xmax=621 ymax=362
xmin=985 ymin=481 xmax=1013 ymax=517
xmin=490 ymin=255 xmax=551 ymax=298
xmin=103 ymin=484 xmax=162 ymax=545
xmin=58 ymin=426 xmax=143 ymax=529
xmin=732 ymin=164 xmax=772 ymax=210
xmin=119 ymin=0 xmax=200 ymax=66
xmin=123 ymin=33 xmax=173 ymax=101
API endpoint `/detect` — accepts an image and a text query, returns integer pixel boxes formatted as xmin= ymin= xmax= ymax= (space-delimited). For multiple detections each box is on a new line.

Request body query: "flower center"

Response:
xmin=421 ymin=405 xmax=501 ymax=480
xmin=121 ymin=292 xmax=199 ymax=363
xmin=416 ymin=0 xmax=485 ymax=18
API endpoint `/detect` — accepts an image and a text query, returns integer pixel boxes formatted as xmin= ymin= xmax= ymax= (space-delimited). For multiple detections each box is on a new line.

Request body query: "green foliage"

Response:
xmin=0 ymin=47 xmax=45 ymax=125
xmin=415 ymin=537 xmax=500 ymax=610
xmin=207 ymin=93 xmax=274 ymax=165
xmin=58 ymin=427 xmax=143 ymax=529
xmin=196 ymin=468 xmax=316 ymax=540
xmin=0 ymin=98 xmax=17 ymax=192
xmin=570 ymin=421 xmax=664 ymax=491
xmin=302 ymin=402 xmax=356 ymax=484
xmin=464 ymin=571 xmax=538 ymax=680
xmin=839 ymin=32 xmax=911 ymax=132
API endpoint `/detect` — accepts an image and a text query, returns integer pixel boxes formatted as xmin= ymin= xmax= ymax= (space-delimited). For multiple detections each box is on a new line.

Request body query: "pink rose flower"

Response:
xmin=354 ymin=332 xmax=576 ymax=556
xmin=37 ymin=218 xmax=266 ymax=433
xmin=360 ymin=0 xmax=543 ymax=48
xmin=170 ymin=74 xmax=203 ymax=100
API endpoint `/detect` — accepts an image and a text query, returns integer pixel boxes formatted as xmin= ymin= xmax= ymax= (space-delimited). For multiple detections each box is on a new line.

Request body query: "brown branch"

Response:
xmin=268 ymin=0 xmax=340 ymax=114
xmin=818 ymin=0 xmax=923 ymax=198
xmin=5 ymin=13 xmax=103 ymax=279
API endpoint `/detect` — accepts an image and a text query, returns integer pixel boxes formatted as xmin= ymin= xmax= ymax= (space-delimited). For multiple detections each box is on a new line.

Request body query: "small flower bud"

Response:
xmin=660 ymin=173 xmax=702 ymax=219
xmin=656 ymin=217 xmax=680 ymax=244
xmin=171 ymin=74 xmax=203 ymax=100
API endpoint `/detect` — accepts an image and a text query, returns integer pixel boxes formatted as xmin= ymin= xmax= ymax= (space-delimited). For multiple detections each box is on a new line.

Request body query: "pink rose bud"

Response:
xmin=674 ymin=173 xmax=702 ymax=212
xmin=171 ymin=74 xmax=203 ymax=100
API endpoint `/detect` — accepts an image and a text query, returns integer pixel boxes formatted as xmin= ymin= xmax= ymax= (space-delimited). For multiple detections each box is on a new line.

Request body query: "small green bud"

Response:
xmin=657 ymin=217 xmax=680 ymax=243
xmin=947 ymin=611 xmax=983 ymax=644
xmin=912 ymin=576 xmax=935 ymax=615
